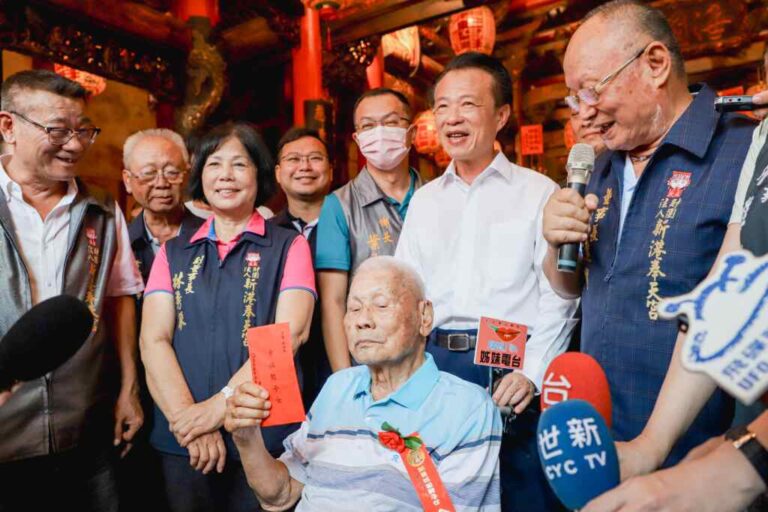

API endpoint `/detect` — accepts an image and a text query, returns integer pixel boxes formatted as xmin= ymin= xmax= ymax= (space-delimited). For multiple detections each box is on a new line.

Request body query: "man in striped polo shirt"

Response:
xmin=225 ymin=256 xmax=502 ymax=511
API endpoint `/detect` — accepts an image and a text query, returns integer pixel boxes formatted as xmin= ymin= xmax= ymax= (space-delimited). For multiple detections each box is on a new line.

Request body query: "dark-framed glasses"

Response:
xmin=564 ymin=43 xmax=651 ymax=113
xmin=129 ymin=167 xmax=185 ymax=184
xmin=280 ymin=152 xmax=328 ymax=167
xmin=10 ymin=110 xmax=101 ymax=145
xmin=355 ymin=114 xmax=411 ymax=133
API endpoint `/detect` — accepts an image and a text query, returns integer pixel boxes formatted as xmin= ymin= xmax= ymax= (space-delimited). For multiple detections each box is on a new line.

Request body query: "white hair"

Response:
xmin=354 ymin=256 xmax=426 ymax=300
xmin=122 ymin=128 xmax=189 ymax=169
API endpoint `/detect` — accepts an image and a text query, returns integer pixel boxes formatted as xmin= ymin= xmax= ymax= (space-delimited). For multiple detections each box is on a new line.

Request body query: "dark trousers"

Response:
xmin=0 ymin=447 xmax=119 ymax=512
xmin=159 ymin=452 xmax=262 ymax=512
xmin=427 ymin=330 xmax=565 ymax=512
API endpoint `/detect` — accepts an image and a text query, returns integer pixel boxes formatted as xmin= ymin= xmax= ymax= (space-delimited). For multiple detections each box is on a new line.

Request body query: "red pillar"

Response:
xmin=173 ymin=0 xmax=219 ymax=25
xmin=366 ymin=45 xmax=384 ymax=89
xmin=292 ymin=5 xmax=323 ymax=125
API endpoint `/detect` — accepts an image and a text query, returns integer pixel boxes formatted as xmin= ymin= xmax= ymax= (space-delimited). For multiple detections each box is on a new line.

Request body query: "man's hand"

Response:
xmin=542 ymin=189 xmax=598 ymax=249
xmin=114 ymin=387 xmax=144 ymax=458
xmin=492 ymin=372 xmax=535 ymax=415
xmin=171 ymin=394 xmax=227 ymax=447
xmin=752 ymin=90 xmax=768 ymax=120
xmin=187 ymin=430 xmax=227 ymax=475
xmin=583 ymin=442 xmax=764 ymax=512
xmin=225 ymin=382 xmax=272 ymax=440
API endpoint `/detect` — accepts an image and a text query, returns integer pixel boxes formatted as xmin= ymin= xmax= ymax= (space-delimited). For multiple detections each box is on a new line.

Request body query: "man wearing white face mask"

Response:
xmin=315 ymin=87 xmax=422 ymax=373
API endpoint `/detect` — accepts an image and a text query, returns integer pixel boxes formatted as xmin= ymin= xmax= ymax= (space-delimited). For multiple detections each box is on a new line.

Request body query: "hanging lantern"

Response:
xmin=449 ymin=6 xmax=496 ymax=55
xmin=434 ymin=147 xmax=452 ymax=168
xmin=305 ymin=0 xmax=345 ymax=20
xmin=53 ymin=64 xmax=107 ymax=97
xmin=413 ymin=111 xmax=440 ymax=155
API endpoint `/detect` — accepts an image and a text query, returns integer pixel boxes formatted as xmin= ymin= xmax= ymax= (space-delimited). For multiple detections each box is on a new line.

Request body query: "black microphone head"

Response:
xmin=566 ymin=143 xmax=595 ymax=184
xmin=0 ymin=295 xmax=94 ymax=387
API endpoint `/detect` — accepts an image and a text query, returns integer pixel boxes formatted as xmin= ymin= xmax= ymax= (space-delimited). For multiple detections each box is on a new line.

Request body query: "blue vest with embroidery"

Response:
xmin=581 ymin=85 xmax=755 ymax=465
xmin=150 ymin=222 xmax=302 ymax=459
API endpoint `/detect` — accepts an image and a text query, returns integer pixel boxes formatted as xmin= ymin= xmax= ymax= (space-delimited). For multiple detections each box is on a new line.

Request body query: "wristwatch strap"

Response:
xmin=728 ymin=426 xmax=768 ymax=486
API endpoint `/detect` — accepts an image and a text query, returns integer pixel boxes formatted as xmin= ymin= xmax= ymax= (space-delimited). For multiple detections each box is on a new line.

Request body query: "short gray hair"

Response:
xmin=354 ymin=256 xmax=426 ymax=301
xmin=122 ymin=128 xmax=189 ymax=169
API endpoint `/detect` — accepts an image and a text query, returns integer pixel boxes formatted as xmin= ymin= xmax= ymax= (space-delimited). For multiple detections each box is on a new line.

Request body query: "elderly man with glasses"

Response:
xmin=541 ymin=0 xmax=756 ymax=467
xmin=315 ymin=87 xmax=422 ymax=375
xmin=0 ymin=70 xmax=143 ymax=511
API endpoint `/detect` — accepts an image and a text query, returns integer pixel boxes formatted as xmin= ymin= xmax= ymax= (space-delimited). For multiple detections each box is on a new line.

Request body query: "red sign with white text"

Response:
xmin=474 ymin=316 xmax=527 ymax=370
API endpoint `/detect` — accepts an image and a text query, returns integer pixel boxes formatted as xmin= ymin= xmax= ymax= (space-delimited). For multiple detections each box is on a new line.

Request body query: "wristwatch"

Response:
xmin=726 ymin=425 xmax=768 ymax=486
xmin=220 ymin=385 xmax=234 ymax=399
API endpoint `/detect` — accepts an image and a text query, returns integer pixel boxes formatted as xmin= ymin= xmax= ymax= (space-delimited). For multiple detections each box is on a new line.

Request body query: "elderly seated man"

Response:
xmin=225 ymin=256 xmax=502 ymax=511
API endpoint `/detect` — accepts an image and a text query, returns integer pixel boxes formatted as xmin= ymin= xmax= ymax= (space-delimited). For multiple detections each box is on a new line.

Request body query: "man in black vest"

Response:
xmin=0 ymin=70 xmax=144 ymax=511
xmin=270 ymin=127 xmax=332 ymax=407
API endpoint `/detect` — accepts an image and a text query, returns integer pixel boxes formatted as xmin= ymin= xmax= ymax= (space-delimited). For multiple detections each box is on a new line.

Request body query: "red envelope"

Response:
xmin=247 ymin=323 xmax=305 ymax=427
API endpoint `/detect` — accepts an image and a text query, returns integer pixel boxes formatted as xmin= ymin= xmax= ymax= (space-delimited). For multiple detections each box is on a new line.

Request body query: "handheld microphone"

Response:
xmin=0 ymin=295 xmax=94 ymax=392
xmin=557 ymin=143 xmax=595 ymax=272
xmin=540 ymin=352 xmax=612 ymax=428
xmin=537 ymin=399 xmax=619 ymax=510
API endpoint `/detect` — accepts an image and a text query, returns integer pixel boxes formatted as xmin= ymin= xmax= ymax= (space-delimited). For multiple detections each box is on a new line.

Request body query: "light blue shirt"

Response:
xmin=619 ymin=153 xmax=639 ymax=240
xmin=279 ymin=352 xmax=503 ymax=511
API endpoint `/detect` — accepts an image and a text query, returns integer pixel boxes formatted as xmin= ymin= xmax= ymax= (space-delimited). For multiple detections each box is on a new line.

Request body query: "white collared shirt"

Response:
xmin=0 ymin=157 xmax=143 ymax=305
xmin=395 ymin=152 xmax=579 ymax=387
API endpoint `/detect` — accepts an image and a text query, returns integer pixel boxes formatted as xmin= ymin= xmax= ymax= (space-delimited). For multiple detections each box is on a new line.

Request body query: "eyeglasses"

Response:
xmin=280 ymin=152 xmax=328 ymax=167
xmin=129 ymin=167 xmax=185 ymax=184
xmin=355 ymin=114 xmax=411 ymax=133
xmin=564 ymin=43 xmax=650 ymax=113
xmin=10 ymin=110 xmax=101 ymax=145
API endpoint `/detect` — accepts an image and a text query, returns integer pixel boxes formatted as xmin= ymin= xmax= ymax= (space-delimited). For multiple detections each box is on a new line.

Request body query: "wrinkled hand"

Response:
xmin=492 ymin=372 xmax=535 ymax=415
xmin=542 ymin=189 xmax=598 ymax=250
xmin=583 ymin=443 xmax=762 ymax=512
xmin=752 ymin=90 xmax=768 ymax=121
xmin=171 ymin=394 xmax=227 ymax=447
xmin=114 ymin=388 xmax=144 ymax=458
xmin=225 ymin=382 xmax=272 ymax=440
xmin=615 ymin=437 xmax=664 ymax=482
xmin=187 ymin=430 xmax=226 ymax=475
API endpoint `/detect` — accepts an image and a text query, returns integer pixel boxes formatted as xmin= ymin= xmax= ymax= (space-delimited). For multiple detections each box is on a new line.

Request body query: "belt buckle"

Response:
xmin=447 ymin=333 xmax=470 ymax=351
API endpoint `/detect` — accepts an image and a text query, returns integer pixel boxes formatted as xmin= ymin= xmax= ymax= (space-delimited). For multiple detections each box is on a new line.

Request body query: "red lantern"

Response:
xmin=449 ymin=6 xmax=496 ymax=56
xmin=305 ymin=0 xmax=345 ymax=20
xmin=413 ymin=111 xmax=440 ymax=155
xmin=434 ymin=147 xmax=452 ymax=168
xmin=53 ymin=64 xmax=107 ymax=97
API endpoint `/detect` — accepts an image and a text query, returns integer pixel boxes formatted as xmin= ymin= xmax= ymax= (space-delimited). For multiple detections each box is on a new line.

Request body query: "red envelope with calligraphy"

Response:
xmin=473 ymin=316 xmax=527 ymax=370
xmin=247 ymin=323 xmax=305 ymax=427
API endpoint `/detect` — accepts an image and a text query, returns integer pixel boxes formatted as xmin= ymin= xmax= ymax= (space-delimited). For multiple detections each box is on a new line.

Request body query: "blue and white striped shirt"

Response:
xmin=279 ymin=352 xmax=503 ymax=511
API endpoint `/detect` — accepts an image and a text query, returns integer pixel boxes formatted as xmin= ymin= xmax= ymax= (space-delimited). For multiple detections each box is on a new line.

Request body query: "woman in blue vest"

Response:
xmin=140 ymin=122 xmax=316 ymax=512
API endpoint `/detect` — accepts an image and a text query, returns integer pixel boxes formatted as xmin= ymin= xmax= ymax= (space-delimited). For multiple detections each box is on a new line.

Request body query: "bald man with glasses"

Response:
xmin=541 ymin=0 xmax=756 ymax=466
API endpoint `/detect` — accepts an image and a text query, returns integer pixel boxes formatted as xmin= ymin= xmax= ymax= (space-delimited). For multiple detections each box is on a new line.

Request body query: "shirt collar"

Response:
xmin=353 ymin=352 xmax=440 ymax=410
xmin=189 ymin=209 xmax=266 ymax=243
xmin=355 ymin=167 xmax=419 ymax=208
xmin=659 ymin=83 xmax=719 ymax=160
xmin=0 ymin=154 xmax=78 ymax=205
xmin=443 ymin=151 xmax=515 ymax=186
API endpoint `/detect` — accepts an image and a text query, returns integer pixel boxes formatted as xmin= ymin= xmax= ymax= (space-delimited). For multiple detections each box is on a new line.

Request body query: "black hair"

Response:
xmin=188 ymin=122 xmax=276 ymax=207
xmin=584 ymin=0 xmax=686 ymax=77
xmin=431 ymin=52 xmax=513 ymax=108
xmin=276 ymin=126 xmax=329 ymax=160
xmin=1 ymin=69 xmax=87 ymax=111
xmin=353 ymin=87 xmax=412 ymax=122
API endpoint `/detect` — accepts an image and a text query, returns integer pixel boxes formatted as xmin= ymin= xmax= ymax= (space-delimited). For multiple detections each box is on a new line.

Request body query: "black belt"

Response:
xmin=433 ymin=332 xmax=477 ymax=351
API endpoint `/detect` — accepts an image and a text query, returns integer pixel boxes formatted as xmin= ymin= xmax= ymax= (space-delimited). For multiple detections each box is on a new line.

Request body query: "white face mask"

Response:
xmin=354 ymin=126 xmax=410 ymax=171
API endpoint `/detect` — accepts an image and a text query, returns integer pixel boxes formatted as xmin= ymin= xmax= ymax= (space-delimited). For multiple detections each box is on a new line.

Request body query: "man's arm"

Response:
xmin=105 ymin=294 xmax=143 ymax=456
xmin=583 ymin=410 xmax=768 ymax=512
xmin=319 ymin=270 xmax=351 ymax=372
xmin=618 ymin=222 xmax=742 ymax=479
xmin=226 ymin=382 xmax=304 ymax=511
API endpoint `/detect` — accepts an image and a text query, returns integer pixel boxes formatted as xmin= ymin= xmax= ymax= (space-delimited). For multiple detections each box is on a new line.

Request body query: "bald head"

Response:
xmin=345 ymin=256 xmax=433 ymax=368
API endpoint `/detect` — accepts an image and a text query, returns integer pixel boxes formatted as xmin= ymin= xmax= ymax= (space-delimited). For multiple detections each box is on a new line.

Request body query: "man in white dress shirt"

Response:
xmin=395 ymin=52 xmax=578 ymax=511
